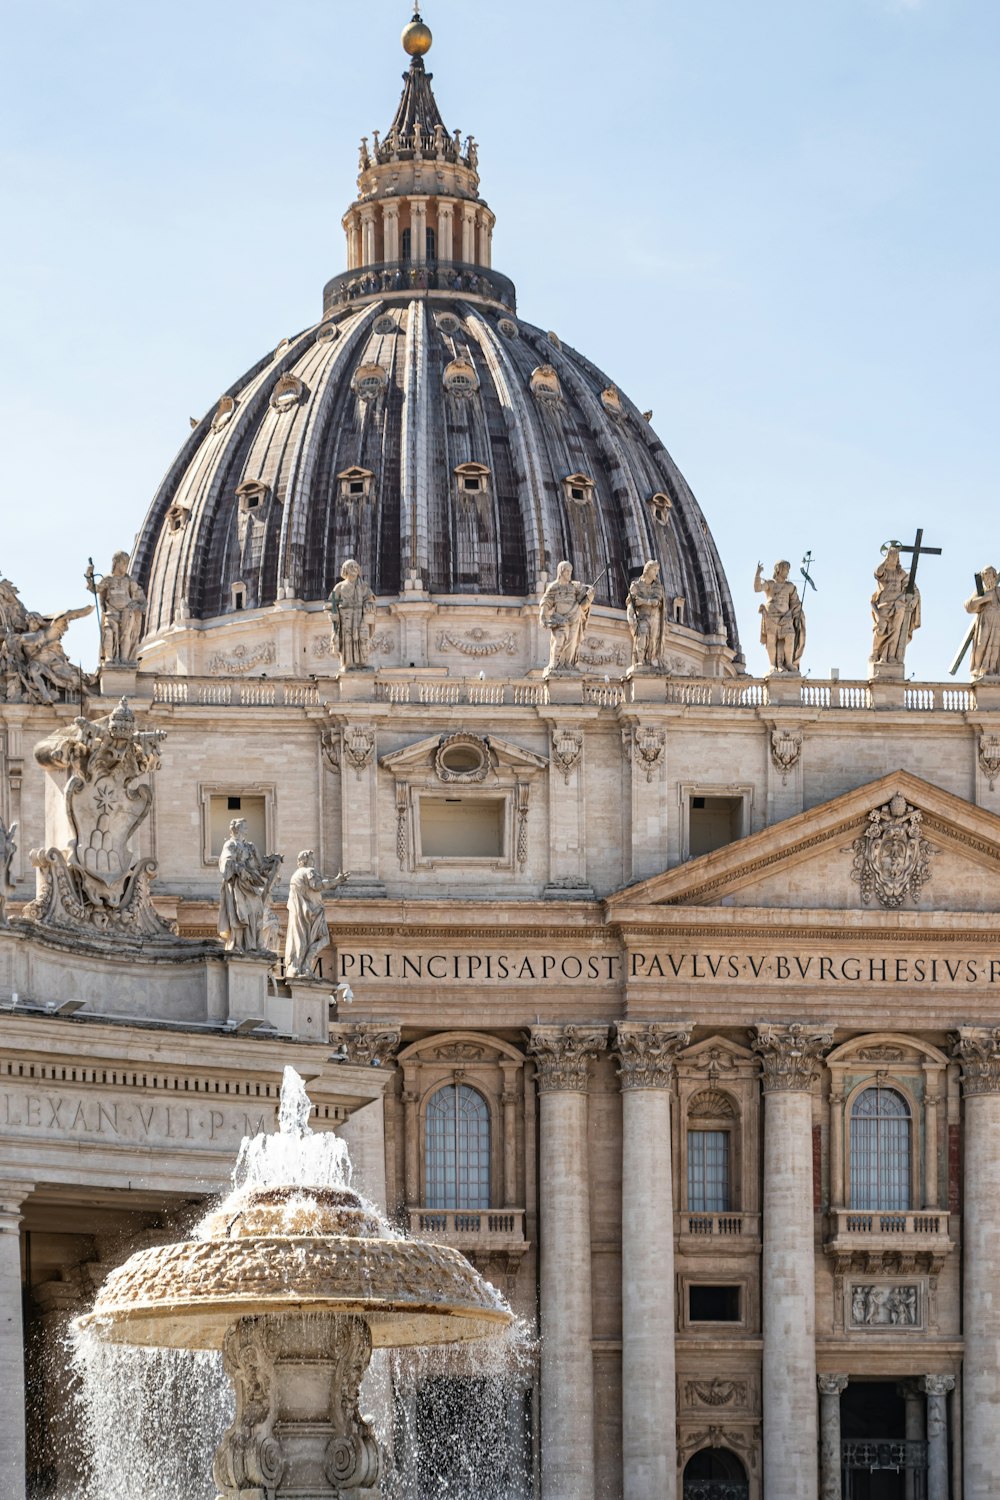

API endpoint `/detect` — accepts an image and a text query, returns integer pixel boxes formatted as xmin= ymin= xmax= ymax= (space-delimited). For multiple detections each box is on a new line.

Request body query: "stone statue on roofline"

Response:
xmin=85 ymin=550 xmax=147 ymax=665
xmin=327 ymin=559 xmax=377 ymax=672
xmin=626 ymin=560 xmax=667 ymax=674
xmin=284 ymin=852 xmax=349 ymax=980
xmin=539 ymin=560 xmax=594 ymax=677
xmin=754 ymin=560 xmax=806 ymax=674
xmin=218 ymin=819 xmax=283 ymax=955
xmin=0 ymin=568 xmax=94 ymax=705
xmin=870 ymin=545 xmax=920 ymax=669
xmin=0 ymin=817 xmax=16 ymax=927
xmin=965 ymin=566 xmax=1000 ymax=681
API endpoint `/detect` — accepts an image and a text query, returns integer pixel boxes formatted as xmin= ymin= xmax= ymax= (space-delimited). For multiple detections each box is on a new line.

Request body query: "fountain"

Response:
xmin=75 ymin=1068 xmax=514 ymax=1498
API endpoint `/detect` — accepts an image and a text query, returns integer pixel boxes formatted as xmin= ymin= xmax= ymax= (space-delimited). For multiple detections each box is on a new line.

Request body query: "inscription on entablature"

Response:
xmin=0 ymin=1088 xmax=273 ymax=1150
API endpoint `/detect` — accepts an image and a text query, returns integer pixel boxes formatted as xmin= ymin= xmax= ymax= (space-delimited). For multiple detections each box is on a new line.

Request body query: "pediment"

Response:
xmin=381 ymin=731 xmax=547 ymax=778
xmin=609 ymin=770 xmax=1000 ymax=914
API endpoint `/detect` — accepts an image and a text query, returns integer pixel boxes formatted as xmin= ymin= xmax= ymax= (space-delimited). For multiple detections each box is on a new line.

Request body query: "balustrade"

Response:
xmin=408 ymin=1207 xmax=525 ymax=1246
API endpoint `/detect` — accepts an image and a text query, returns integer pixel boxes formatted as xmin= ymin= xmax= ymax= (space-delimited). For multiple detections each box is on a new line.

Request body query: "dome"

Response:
xmin=132 ymin=24 xmax=741 ymax=673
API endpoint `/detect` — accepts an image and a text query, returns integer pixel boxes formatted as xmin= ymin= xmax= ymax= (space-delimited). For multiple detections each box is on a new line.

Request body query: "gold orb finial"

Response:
xmin=402 ymin=11 xmax=432 ymax=57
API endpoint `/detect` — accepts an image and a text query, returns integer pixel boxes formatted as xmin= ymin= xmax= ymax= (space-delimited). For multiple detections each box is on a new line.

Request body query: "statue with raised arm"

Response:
xmin=0 ymin=817 xmax=16 ymax=926
xmin=326 ymin=559 xmax=377 ymax=672
xmin=284 ymin=852 xmax=349 ymax=979
xmin=539 ymin=560 xmax=594 ymax=676
xmin=218 ymin=818 xmax=283 ymax=954
xmin=965 ymin=566 xmax=1000 ymax=681
xmin=626 ymin=560 xmax=667 ymax=672
xmin=86 ymin=551 xmax=147 ymax=665
xmin=754 ymin=560 xmax=806 ymax=673
xmin=870 ymin=546 xmax=920 ymax=667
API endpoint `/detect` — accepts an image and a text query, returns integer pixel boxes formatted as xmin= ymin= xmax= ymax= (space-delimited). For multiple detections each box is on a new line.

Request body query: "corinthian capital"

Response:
xmin=614 ymin=1022 xmax=692 ymax=1090
xmin=527 ymin=1025 xmax=609 ymax=1093
xmin=951 ymin=1027 xmax=1000 ymax=1095
xmin=920 ymin=1374 xmax=955 ymax=1397
xmin=753 ymin=1023 xmax=832 ymax=1093
xmin=329 ymin=1023 xmax=401 ymax=1069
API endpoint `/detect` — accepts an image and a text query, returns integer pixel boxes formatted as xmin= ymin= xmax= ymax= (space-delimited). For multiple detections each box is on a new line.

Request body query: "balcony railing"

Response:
xmin=323 ymin=259 xmax=517 ymax=315
xmin=408 ymin=1207 xmax=526 ymax=1246
xmin=842 ymin=1439 xmax=928 ymax=1474
xmin=677 ymin=1211 xmax=761 ymax=1243
xmin=828 ymin=1209 xmax=949 ymax=1237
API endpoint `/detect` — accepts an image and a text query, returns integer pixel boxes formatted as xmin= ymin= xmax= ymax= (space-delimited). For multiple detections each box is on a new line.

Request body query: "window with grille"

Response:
xmin=425 ymin=1083 xmax=491 ymax=1209
xmin=687 ymin=1130 xmax=731 ymax=1212
xmin=850 ymin=1085 xmax=911 ymax=1211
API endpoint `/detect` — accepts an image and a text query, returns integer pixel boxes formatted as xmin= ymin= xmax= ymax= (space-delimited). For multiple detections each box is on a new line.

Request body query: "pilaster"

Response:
xmin=0 ymin=1181 xmax=32 ymax=1500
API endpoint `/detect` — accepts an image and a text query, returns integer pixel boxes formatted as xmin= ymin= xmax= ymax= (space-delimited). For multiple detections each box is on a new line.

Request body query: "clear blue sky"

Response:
xmin=1 ymin=0 xmax=997 ymax=680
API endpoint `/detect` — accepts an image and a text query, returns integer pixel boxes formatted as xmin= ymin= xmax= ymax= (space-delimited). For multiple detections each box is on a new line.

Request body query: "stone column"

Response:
xmin=410 ymin=198 xmax=427 ymax=264
xmin=437 ymin=200 xmax=455 ymax=263
xmin=343 ymin=213 xmax=360 ymax=270
xmin=527 ymin=1025 xmax=608 ymax=1500
xmin=359 ymin=206 xmax=376 ymax=268
xmin=382 ymin=201 xmax=400 ymax=264
xmin=829 ymin=1087 xmax=845 ymax=1207
xmin=900 ymin=1380 xmax=925 ymax=1500
xmin=923 ymin=1070 xmax=940 ymax=1209
xmin=817 ymin=1375 xmax=848 ymax=1500
xmin=953 ymin=1027 xmax=1000 ymax=1500
xmin=753 ymin=1024 xmax=832 ymax=1500
xmin=921 ymin=1375 xmax=954 ymax=1500
xmin=0 ymin=1182 xmax=31 ymax=1500
xmin=461 ymin=202 xmax=477 ymax=263
xmin=500 ymin=1062 xmax=519 ymax=1208
xmin=615 ymin=1023 xmax=691 ymax=1500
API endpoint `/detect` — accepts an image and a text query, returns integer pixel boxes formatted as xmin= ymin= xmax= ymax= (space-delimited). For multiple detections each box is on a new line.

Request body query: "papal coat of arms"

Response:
xmin=850 ymin=793 xmax=932 ymax=909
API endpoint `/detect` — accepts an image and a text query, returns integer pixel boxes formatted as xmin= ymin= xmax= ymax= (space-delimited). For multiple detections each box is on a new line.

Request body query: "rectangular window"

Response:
xmin=687 ymin=1130 xmax=731 ymax=1212
xmin=208 ymin=794 xmax=267 ymax=860
xmin=419 ymin=797 xmax=505 ymax=859
xmin=689 ymin=795 xmax=743 ymax=858
xmin=688 ymin=1285 xmax=741 ymax=1322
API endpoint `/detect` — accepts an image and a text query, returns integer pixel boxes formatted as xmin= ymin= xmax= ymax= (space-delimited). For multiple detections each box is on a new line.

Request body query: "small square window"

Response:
xmin=419 ymin=797 xmax=505 ymax=860
xmin=349 ymin=481 xmax=365 ymax=495
xmin=689 ymin=1285 xmax=741 ymax=1322
xmin=227 ymin=796 xmax=241 ymax=811
xmin=689 ymin=795 xmax=743 ymax=857
xmin=571 ymin=487 xmax=584 ymax=501
xmin=463 ymin=476 xmax=482 ymax=492
xmin=207 ymin=794 xmax=267 ymax=860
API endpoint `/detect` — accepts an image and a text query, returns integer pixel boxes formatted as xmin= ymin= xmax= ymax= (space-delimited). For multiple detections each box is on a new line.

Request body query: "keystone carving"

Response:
xmin=614 ymin=1022 xmax=692 ymax=1090
xmin=753 ymin=1023 xmax=833 ymax=1092
xmin=527 ymin=1025 xmax=608 ymax=1092
xmin=850 ymin=794 xmax=932 ymax=909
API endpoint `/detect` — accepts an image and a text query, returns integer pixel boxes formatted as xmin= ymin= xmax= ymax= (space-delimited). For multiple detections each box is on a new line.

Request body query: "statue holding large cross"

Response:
xmin=962 ymin=567 xmax=1000 ymax=681
xmin=868 ymin=528 xmax=941 ymax=679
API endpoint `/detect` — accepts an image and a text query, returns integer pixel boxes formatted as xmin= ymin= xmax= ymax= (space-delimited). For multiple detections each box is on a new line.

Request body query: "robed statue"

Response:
xmin=0 ymin=817 xmax=16 ymax=927
xmin=284 ymin=852 xmax=349 ymax=979
xmin=626 ymin=560 xmax=667 ymax=672
xmin=86 ymin=551 xmax=147 ymax=665
xmin=754 ymin=560 xmax=806 ymax=674
xmin=965 ymin=566 xmax=1000 ymax=681
xmin=217 ymin=818 xmax=282 ymax=953
xmin=539 ymin=561 xmax=594 ymax=676
xmin=870 ymin=546 xmax=920 ymax=666
xmin=327 ymin=559 xmax=376 ymax=671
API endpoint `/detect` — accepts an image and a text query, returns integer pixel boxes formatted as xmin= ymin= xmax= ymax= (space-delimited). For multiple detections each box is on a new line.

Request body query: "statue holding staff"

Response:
xmin=326 ymin=559 xmax=376 ymax=671
xmin=626 ymin=560 xmax=667 ymax=672
xmin=754 ymin=559 xmax=806 ymax=673
xmin=284 ymin=852 xmax=349 ymax=979
xmin=218 ymin=818 xmax=282 ymax=953
xmin=539 ymin=560 xmax=595 ymax=676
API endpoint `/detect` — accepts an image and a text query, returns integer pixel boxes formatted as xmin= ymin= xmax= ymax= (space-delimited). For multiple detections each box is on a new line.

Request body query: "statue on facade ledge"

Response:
xmin=327 ymin=559 xmax=377 ymax=672
xmin=870 ymin=546 xmax=920 ymax=669
xmin=0 ymin=817 xmax=16 ymax=927
xmin=27 ymin=699 xmax=173 ymax=938
xmin=0 ymin=570 xmax=93 ymax=705
xmin=539 ymin=561 xmax=594 ymax=677
xmin=626 ymin=560 xmax=667 ymax=673
xmin=218 ymin=818 xmax=283 ymax=954
xmin=965 ymin=566 xmax=1000 ymax=681
xmin=85 ymin=551 xmax=147 ymax=665
xmin=284 ymin=852 xmax=349 ymax=980
xmin=754 ymin=559 xmax=806 ymax=674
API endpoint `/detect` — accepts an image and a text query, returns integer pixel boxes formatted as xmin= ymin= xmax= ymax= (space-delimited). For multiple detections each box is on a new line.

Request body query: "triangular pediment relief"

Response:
xmin=609 ymin=770 xmax=1000 ymax=914
xmin=380 ymin=731 xmax=547 ymax=776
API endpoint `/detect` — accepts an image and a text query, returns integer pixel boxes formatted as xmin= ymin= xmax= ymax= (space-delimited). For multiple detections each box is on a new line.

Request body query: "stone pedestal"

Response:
xmin=952 ymin=1028 xmax=1000 ymax=1500
xmin=214 ymin=1313 xmax=381 ymax=1499
xmin=754 ymin=1024 xmax=832 ymax=1500
xmin=920 ymin=1375 xmax=953 ymax=1500
xmin=225 ymin=954 xmax=276 ymax=1029
xmin=626 ymin=668 xmax=666 ymax=703
xmin=818 ymin=1375 xmax=848 ymax=1500
xmin=98 ymin=665 xmax=138 ymax=698
xmin=973 ymin=679 xmax=1000 ymax=710
xmin=278 ymin=977 xmax=333 ymax=1042
xmin=542 ymin=674 xmax=582 ymax=704
xmin=527 ymin=1025 xmax=608 ymax=1500
xmin=0 ymin=1182 xmax=32 ymax=1500
xmin=764 ymin=669 xmax=801 ymax=707
xmin=616 ymin=1023 xmax=691 ymax=1500
xmin=337 ymin=670 xmax=376 ymax=701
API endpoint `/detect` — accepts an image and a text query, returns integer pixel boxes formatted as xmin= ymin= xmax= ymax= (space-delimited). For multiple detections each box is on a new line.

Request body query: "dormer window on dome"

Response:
xmin=454 ymin=462 xmax=491 ymax=504
xmin=601 ymin=385 xmax=623 ymax=416
xmin=650 ymin=492 xmax=674 ymax=526
xmin=374 ymin=314 xmax=397 ymax=335
xmin=530 ymin=366 xmax=561 ymax=406
xmin=443 ymin=357 xmax=479 ymax=398
xmin=270 ymin=374 xmax=306 ymax=413
xmin=498 ymin=317 xmax=518 ymax=339
xmin=316 ymin=321 xmax=339 ymax=344
xmin=211 ymin=395 xmax=236 ymax=434
xmin=166 ymin=504 xmax=189 ymax=534
xmin=352 ymin=363 xmax=389 ymax=401
xmin=236 ymin=481 xmax=271 ymax=514
xmin=436 ymin=312 xmax=462 ymax=336
xmin=563 ymin=473 xmax=596 ymax=506
xmin=338 ymin=467 xmax=375 ymax=505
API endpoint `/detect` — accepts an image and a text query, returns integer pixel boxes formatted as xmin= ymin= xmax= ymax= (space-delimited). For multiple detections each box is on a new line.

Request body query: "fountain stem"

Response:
xmin=214 ymin=1313 xmax=382 ymax=1498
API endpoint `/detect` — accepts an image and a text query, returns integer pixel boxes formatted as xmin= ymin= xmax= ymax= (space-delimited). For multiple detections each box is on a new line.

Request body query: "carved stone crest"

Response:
xmin=633 ymin=726 xmax=665 ymax=783
xmin=979 ymin=733 xmax=1000 ymax=790
xmin=551 ymin=730 xmax=583 ymax=784
xmin=850 ymin=794 xmax=932 ymax=909
xmin=342 ymin=727 xmax=376 ymax=778
xmin=770 ymin=727 xmax=803 ymax=781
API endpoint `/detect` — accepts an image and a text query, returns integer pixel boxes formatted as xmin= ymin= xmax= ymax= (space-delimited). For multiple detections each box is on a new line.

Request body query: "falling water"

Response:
xmin=51 ymin=1067 xmax=535 ymax=1500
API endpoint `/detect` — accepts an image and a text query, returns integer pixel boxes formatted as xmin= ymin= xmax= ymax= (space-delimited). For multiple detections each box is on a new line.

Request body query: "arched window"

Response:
xmin=686 ymin=1089 xmax=736 ymax=1213
xmin=425 ymin=226 xmax=437 ymax=262
xmin=683 ymin=1446 xmax=748 ymax=1500
xmin=425 ymin=1083 xmax=490 ymax=1209
xmin=850 ymin=1085 xmax=911 ymax=1211
xmin=401 ymin=227 xmax=412 ymax=262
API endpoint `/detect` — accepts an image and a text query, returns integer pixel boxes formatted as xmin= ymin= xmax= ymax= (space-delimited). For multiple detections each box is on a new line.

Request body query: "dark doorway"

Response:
xmin=683 ymin=1447 xmax=749 ymax=1500
xmin=841 ymin=1382 xmax=927 ymax=1500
